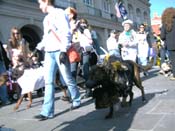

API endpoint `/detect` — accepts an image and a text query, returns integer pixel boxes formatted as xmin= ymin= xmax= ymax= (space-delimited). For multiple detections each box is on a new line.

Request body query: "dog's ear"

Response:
xmin=104 ymin=54 xmax=110 ymax=63
xmin=111 ymin=61 xmax=128 ymax=71
xmin=111 ymin=61 xmax=122 ymax=71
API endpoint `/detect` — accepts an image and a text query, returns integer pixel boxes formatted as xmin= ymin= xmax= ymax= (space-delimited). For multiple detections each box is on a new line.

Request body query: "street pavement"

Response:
xmin=0 ymin=67 xmax=175 ymax=131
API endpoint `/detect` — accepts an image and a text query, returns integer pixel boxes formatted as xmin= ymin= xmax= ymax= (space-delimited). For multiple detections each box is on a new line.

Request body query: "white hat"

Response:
xmin=122 ymin=19 xmax=133 ymax=26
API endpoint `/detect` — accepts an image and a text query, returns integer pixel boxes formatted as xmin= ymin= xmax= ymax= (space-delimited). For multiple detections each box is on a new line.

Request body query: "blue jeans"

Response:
xmin=169 ymin=50 xmax=175 ymax=77
xmin=109 ymin=50 xmax=120 ymax=57
xmin=70 ymin=62 xmax=78 ymax=81
xmin=138 ymin=57 xmax=148 ymax=66
xmin=82 ymin=53 xmax=90 ymax=81
xmin=0 ymin=61 xmax=9 ymax=103
xmin=160 ymin=47 xmax=165 ymax=65
xmin=92 ymin=39 xmax=100 ymax=55
xmin=40 ymin=51 xmax=81 ymax=117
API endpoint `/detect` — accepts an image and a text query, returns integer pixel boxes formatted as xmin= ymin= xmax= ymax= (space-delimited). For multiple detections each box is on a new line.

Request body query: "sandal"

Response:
xmin=14 ymin=105 xmax=19 ymax=111
xmin=61 ymin=96 xmax=70 ymax=101
xmin=26 ymin=103 xmax=32 ymax=109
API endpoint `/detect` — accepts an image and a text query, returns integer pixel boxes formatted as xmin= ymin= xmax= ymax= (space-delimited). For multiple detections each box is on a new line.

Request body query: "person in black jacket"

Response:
xmin=161 ymin=7 xmax=175 ymax=80
xmin=0 ymin=40 xmax=11 ymax=105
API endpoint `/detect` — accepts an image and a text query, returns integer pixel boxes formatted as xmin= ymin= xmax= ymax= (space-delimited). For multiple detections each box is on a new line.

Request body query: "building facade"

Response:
xmin=0 ymin=0 xmax=151 ymax=50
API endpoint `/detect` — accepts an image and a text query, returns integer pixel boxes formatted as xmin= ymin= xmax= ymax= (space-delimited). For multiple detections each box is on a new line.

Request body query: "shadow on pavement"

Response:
xmin=0 ymin=125 xmax=16 ymax=131
xmin=141 ymin=69 xmax=159 ymax=81
xmin=50 ymin=91 xmax=166 ymax=131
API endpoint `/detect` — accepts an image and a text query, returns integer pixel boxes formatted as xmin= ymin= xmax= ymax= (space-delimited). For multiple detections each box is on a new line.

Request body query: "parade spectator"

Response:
xmin=136 ymin=24 xmax=152 ymax=76
xmin=77 ymin=18 xmax=93 ymax=81
xmin=7 ymin=27 xmax=31 ymax=80
xmin=60 ymin=7 xmax=80 ymax=102
xmin=76 ymin=18 xmax=94 ymax=98
xmin=161 ymin=7 xmax=175 ymax=80
xmin=118 ymin=19 xmax=138 ymax=62
xmin=65 ymin=6 xmax=80 ymax=81
xmin=34 ymin=0 xmax=81 ymax=121
xmin=151 ymin=32 xmax=159 ymax=67
xmin=157 ymin=33 xmax=170 ymax=75
xmin=156 ymin=34 xmax=165 ymax=64
xmin=106 ymin=29 xmax=120 ymax=58
xmin=0 ymin=40 xmax=11 ymax=105
xmin=7 ymin=27 xmax=31 ymax=68
xmin=6 ymin=27 xmax=33 ymax=110
xmin=137 ymin=24 xmax=150 ymax=67
xmin=90 ymin=26 xmax=100 ymax=55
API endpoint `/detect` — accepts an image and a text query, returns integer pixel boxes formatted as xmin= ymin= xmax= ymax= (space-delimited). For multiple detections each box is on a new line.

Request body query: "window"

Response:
xmin=83 ymin=0 xmax=94 ymax=6
xmin=136 ymin=8 xmax=141 ymax=22
xmin=103 ymin=0 xmax=110 ymax=13
xmin=128 ymin=4 xmax=134 ymax=20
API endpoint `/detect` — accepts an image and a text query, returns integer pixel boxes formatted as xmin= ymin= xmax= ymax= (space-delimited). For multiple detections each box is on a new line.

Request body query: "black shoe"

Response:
xmin=83 ymin=89 xmax=92 ymax=99
xmin=2 ymin=100 xmax=12 ymax=106
xmin=34 ymin=114 xmax=53 ymax=121
xmin=143 ymin=71 xmax=149 ymax=76
xmin=70 ymin=105 xmax=80 ymax=110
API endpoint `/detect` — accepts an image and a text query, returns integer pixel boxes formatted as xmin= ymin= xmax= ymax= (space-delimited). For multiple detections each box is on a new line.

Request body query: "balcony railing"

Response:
xmin=54 ymin=0 xmax=76 ymax=9
xmin=24 ymin=0 xmax=76 ymax=8
xmin=25 ymin=0 xmax=37 ymax=3
xmin=84 ymin=5 xmax=101 ymax=17
xmin=23 ymin=0 xmax=117 ymax=22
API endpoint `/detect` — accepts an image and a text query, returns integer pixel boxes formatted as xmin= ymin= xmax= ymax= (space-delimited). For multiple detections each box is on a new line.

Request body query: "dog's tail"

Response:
xmin=128 ymin=60 xmax=153 ymax=72
xmin=139 ymin=63 xmax=153 ymax=72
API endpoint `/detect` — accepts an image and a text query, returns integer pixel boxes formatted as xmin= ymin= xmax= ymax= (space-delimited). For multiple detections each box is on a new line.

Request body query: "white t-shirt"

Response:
xmin=106 ymin=36 xmax=119 ymax=51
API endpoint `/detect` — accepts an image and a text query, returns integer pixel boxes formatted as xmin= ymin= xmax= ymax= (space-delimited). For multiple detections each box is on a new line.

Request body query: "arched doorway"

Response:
xmin=20 ymin=24 xmax=44 ymax=61
xmin=21 ymin=24 xmax=42 ymax=51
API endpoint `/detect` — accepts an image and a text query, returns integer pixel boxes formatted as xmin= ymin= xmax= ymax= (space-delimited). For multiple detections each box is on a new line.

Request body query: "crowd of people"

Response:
xmin=105 ymin=14 xmax=175 ymax=78
xmin=0 ymin=0 xmax=175 ymax=121
xmin=0 ymin=0 xmax=98 ymax=121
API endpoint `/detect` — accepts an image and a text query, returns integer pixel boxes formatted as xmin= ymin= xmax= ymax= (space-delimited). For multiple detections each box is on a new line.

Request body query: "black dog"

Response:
xmin=86 ymin=65 xmax=126 ymax=118
xmin=104 ymin=55 xmax=146 ymax=104
xmin=86 ymin=56 xmax=146 ymax=119
xmin=92 ymin=77 xmax=121 ymax=119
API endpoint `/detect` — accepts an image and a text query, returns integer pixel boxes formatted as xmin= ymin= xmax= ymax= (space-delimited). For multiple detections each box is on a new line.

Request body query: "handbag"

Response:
xmin=67 ymin=45 xmax=81 ymax=63
xmin=49 ymin=28 xmax=81 ymax=63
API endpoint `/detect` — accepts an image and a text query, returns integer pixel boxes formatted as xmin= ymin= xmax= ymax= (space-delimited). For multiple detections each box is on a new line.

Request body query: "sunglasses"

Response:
xmin=13 ymin=32 xmax=20 ymax=34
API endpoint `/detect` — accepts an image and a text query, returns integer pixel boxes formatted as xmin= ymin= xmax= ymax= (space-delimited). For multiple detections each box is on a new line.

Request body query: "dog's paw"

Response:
xmin=105 ymin=114 xmax=113 ymax=119
xmin=121 ymin=101 xmax=128 ymax=107
xmin=142 ymin=99 xmax=147 ymax=103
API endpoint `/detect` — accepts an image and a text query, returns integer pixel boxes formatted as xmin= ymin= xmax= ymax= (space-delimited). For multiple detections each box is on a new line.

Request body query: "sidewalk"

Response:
xmin=0 ymin=68 xmax=175 ymax=131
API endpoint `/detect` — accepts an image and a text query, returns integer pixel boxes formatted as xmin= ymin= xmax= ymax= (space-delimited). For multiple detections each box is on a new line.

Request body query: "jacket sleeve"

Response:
xmin=160 ymin=25 xmax=166 ymax=41
xmin=146 ymin=32 xmax=152 ymax=48
xmin=0 ymin=41 xmax=11 ymax=70
xmin=36 ymin=16 xmax=49 ymax=51
xmin=54 ymin=9 xmax=71 ymax=52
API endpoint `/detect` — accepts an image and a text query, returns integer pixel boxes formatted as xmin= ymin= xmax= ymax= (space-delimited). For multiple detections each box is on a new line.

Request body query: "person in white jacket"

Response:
xmin=106 ymin=29 xmax=120 ymax=57
xmin=34 ymin=0 xmax=81 ymax=121
xmin=118 ymin=19 xmax=138 ymax=62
